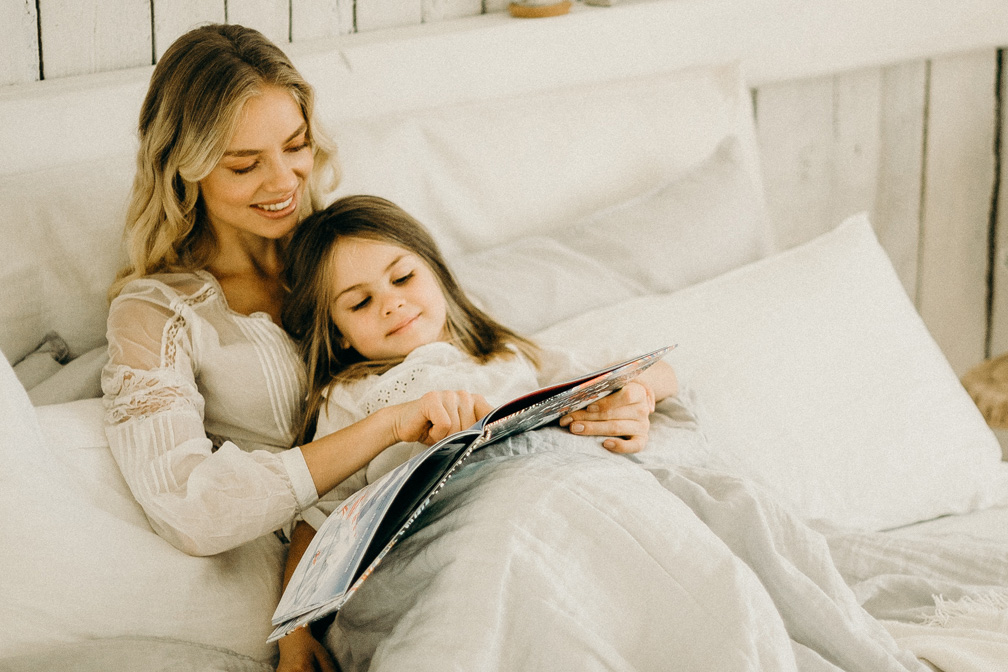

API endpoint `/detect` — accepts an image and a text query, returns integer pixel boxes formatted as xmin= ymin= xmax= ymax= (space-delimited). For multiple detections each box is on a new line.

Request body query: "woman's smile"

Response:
xmin=252 ymin=191 xmax=298 ymax=217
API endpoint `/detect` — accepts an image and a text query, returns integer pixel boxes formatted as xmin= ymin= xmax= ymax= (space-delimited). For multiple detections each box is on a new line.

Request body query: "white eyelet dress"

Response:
xmin=101 ymin=271 xmax=318 ymax=556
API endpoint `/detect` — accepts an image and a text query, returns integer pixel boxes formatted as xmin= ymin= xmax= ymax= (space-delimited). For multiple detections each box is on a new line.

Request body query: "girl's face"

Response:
xmin=329 ymin=237 xmax=448 ymax=361
xmin=199 ymin=86 xmax=314 ymax=246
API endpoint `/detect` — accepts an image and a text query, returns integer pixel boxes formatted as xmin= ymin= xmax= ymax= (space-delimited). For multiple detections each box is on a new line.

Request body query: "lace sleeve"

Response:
xmin=104 ymin=292 xmax=201 ymax=425
xmin=101 ymin=283 xmax=315 ymax=555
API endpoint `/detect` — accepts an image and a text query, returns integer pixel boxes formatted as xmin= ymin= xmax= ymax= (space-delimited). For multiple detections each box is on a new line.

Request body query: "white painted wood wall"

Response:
xmin=1 ymin=0 xmax=1006 ymax=378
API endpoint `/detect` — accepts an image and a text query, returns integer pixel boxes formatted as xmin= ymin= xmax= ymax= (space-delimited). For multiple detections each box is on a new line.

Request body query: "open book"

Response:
xmin=268 ymin=344 xmax=674 ymax=641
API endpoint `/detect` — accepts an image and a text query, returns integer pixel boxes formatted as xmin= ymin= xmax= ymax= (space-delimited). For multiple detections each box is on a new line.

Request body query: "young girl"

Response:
xmin=282 ymin=194 xmax=679 ymax=503
xmin=279 ymin=194 xmax=679 ymax=660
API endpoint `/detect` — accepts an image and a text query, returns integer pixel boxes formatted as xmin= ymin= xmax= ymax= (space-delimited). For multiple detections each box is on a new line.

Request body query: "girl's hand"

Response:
xmin=391 ymin=390 xmax=494 ymax=445
xmin=276 ymin=626 xmax=338 ymax=672
xmin=559 ymin=380 xmax=655 ymax=454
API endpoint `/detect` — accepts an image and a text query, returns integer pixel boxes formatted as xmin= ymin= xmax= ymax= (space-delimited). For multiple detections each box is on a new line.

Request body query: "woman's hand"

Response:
xmin=391 ymin=390 xmax=494 ymax=445
xmin=276 ymin=626 xmax=338 ymax=672
xmin=559 ymin=380 xmax=656 ymax=454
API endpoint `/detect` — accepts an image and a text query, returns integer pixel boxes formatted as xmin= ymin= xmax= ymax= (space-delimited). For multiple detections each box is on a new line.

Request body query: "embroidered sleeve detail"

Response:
xmin=103 ymin=364 xmax=202 ymax=426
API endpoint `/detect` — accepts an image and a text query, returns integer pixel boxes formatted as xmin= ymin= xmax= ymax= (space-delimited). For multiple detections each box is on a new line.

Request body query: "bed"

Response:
xmin=3 ymin=3 xmax=1008 ymax=671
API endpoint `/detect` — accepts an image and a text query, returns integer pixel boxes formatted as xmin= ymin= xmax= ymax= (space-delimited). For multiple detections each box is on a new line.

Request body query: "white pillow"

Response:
xmin=0 ymin=364 xmax=285 ymax=663
xmin=0 ymin=155 xmax=131 ymax=364
xmin=551 ymin=137 xmax=772 ymax=294
xmin=452 ymin=236 xmax=645 ymax=335
xmin=536 ymin=213 xmax=1008 ymax=531
xmin=329 ymin=62 xmax=764 ymax=257
xmin=451 ymin=137 xmax=770 ymax=335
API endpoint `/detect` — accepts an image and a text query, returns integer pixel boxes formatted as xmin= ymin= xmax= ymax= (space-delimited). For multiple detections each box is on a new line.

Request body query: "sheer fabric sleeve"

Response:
xmin=102 ymin=284 xmax=317 ymax=556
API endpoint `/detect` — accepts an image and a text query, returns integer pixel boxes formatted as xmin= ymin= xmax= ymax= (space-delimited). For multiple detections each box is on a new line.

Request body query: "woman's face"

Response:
xmin=328 ymin=237 xmax=449 ymax=361
xmin=199 ymin=86 xmax=314 ymax=245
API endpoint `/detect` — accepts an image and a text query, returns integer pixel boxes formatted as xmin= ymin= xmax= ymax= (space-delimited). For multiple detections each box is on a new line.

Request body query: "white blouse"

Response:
xmin=303 ymin=341 xmax=597 ymax=529
xmin=101 ymin=271 xmax=318 ymax=556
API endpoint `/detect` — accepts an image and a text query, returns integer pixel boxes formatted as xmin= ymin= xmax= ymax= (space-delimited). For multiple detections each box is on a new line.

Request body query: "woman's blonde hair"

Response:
xmin=282 ymin=195 xmax=540 ymax=445
xmin=109 ymin=23 xmax=339 ymax=299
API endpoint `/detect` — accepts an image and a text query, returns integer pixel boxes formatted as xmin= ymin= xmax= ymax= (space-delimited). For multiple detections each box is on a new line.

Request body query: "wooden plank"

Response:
xmin=873 ymin=61 xmax=928 ymax=298
xmin=989 ymin=54 xmax=1008 ymax=358
xmin=292 ymin=0 xmax=354 ymax=41
xmin=0 ymin=0 xmax=40 ymax=85
xmin=18 ymin=0 xmax=1008 ymax=86
xmin=38 ymin=0 xmax=151 ymax=78
xmin=152 ymin=0 xmax=225 ymax=60
xmin=758 ymin=64 xmax=927 ymax=298
xmin=755 ymin=77 xmax=836 ymax=250
xmin=422 ymin=0 xmax=484 ymax=22
xmin=227 ymin=0 xmax=291 ymax=45
xmin=832 ymin=69 xmax=882 ymax=230
xmin=357 ymin=0 xmax=422 ymax=31
xmin=918 ymin=51 xmax=998 ymax=377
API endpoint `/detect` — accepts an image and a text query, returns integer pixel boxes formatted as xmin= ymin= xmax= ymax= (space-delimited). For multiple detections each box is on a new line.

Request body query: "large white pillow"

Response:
xmin=451 ymin=136 xmax=770 ymax=334
xmin=0 ymin=363 xmax=285 ymax=664
xmin=0 ymin=155 xmax=131 ymax=364
xmin=550 ymin=137 xmax=771 ymax=294
xmin=329 ymin=63 xmax=765 ymax=258
xmin=536 ymin=213 xmax=1008 ymax=531
xmin=452 ymin=236 xmax=646 ymax=335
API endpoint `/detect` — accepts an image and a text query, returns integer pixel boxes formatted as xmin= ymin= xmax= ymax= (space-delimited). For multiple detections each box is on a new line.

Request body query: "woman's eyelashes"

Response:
xmin=230 ymin=163 xmax=257 ymax=175
xmin=227 ymin=140 xmax=311 ymax=175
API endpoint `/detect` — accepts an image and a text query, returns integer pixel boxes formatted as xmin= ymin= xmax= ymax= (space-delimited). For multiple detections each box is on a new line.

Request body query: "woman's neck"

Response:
xmin=207 ymin=235 xmax=286 ymax=322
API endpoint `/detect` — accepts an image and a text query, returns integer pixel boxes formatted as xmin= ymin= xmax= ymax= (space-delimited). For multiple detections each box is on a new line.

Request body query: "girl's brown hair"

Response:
xmin=109 ymin=23 xmax=339 ymax=299
xmin=283 ymin=195 xmax=540 ymax=445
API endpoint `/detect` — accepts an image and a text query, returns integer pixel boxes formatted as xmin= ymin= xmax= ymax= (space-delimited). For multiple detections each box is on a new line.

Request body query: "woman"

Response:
xmin=102 ymin=24 xmax=662 ymax=672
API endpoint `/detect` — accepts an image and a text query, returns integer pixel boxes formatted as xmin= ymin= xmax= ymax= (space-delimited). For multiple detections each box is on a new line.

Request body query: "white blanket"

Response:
xmin=323 ymin=428 xmax=927 ymax=672
xmin=826 ymin=521 xmax=1008 ymax=672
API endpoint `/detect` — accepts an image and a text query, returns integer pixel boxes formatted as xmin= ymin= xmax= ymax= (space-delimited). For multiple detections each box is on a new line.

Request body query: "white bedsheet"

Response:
xmin=323 ymin=428 xmax=927 ymax=672
xmin=824 ymin=509 xmax=1008 ymax=672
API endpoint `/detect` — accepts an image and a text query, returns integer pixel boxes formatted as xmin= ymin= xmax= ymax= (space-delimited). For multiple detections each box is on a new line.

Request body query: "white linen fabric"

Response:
xmin=824 ymin=508 xmax=1008 ymax=672
xmin=101 ymin=270 xmax=318 ymax=555
xmin=323 ymin=442 xmax=926 ymax=672
xmin=535 ymin=214 xmax=1008 ymax=531
xmin=1 ymin=636 xmax=275 ymax=672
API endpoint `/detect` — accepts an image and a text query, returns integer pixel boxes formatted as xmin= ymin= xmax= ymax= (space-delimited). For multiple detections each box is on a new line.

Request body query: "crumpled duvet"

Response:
xmin=825 ymin=518 xmax=1008 ymax=672
xmin=323 ymin=426 xmax=928 ymax=672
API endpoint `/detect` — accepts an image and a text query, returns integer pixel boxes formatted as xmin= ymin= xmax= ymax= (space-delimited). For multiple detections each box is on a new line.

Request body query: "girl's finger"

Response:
xmin=422 ymin=393 xmax=454 ymax=443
